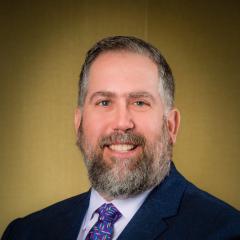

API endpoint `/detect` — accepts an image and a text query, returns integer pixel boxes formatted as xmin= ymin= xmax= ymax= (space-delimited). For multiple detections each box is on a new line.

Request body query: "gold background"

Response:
xmin=0 ymin=0 xmax=239 ymax=235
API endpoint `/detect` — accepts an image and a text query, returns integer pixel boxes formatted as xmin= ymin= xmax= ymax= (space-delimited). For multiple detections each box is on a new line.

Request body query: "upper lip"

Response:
xmin=100 ymin=133 xmax=145 ymax=149
xmin=109 ymin=142 xmax=135 ymax=145
xmin=104 ymin=142 xmax=136 ymax=146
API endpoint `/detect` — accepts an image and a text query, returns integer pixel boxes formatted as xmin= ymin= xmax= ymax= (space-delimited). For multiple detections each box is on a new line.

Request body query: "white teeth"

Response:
xmin=109 ymin=144 xmax=135 ymax=152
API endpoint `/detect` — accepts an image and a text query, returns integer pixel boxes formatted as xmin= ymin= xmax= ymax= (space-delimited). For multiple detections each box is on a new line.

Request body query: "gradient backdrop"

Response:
xmin=1 ymin=0 xmax=239 ymax=235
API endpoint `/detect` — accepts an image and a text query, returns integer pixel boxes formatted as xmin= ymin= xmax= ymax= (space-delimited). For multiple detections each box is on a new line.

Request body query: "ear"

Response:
xmin=74 ymin=107 xmax=82 ymax=134
xmin=167 ymin=108 xmax=180 ymax=144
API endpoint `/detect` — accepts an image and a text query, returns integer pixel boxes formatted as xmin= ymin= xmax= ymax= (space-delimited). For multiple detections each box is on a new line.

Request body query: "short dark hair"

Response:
xmin=78 ymin=36 xmax=175 ymax=112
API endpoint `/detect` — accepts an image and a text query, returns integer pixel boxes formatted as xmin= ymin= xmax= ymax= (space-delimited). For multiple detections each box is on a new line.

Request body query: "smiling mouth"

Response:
xmin=107 ymin=144 xmax=137 ymax=152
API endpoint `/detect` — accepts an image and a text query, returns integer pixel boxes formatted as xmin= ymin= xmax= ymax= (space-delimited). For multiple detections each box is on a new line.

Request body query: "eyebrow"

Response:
xmin=89 ymin=91 xmax=116 ymax=102
xmin=89 ymin=91 xmax=155 ymax=102
xmin=128 ymin=91 xmax=155 ymax=101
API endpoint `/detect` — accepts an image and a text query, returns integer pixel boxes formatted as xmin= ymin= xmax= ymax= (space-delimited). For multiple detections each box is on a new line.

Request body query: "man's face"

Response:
xmin=75 ymin=51 xmax=179 ymax=199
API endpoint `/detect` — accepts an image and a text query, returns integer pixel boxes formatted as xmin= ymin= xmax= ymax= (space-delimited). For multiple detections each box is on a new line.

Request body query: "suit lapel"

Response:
xmin=118 ymin=164 xmax=187 ymax=240
xmin=52 ymin=191 xmax=91 ymax=239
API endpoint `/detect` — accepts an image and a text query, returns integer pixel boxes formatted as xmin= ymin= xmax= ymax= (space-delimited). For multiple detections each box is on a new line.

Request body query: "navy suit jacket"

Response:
xmin=2 ymin=164 xmax=240 ymax=239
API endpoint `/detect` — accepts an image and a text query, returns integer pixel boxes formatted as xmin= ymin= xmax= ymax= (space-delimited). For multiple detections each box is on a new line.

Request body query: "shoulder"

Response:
xmin=21 ymin=191 xmax=89 ymax=221
xmin=1 ymin=191 xmax=90 ymax=240
xmin=167 ymin=177 xmax=240 ymax=239
xmin=183 ymin=181 xmax=239 ymax=219
xmin=164 ymin=164 xmax=239 ymax=220
xmin=151 ymin=164 xmax=240 ymax=239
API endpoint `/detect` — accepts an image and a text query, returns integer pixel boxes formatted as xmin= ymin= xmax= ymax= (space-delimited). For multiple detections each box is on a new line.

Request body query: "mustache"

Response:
xmin=99 ymin=132 xmax=146 ymax=149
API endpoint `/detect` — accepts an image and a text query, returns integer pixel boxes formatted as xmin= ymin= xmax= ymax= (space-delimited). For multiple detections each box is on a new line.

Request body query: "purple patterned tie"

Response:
xmin=85 ymin=203 xmax=122 ymax=240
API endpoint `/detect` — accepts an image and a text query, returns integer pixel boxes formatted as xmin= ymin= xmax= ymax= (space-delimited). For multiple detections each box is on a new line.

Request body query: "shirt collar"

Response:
xmin=87 ymin=188 xmax=153 ymax=221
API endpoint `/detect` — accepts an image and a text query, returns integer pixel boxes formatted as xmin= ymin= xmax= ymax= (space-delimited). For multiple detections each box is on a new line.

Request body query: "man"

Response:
xmin=2 ymin=36 xmax=240 ymax=239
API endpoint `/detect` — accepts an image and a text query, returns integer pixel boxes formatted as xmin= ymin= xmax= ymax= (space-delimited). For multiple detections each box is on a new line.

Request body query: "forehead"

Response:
xmin=87 ymin=51 xmax=160 ymax=96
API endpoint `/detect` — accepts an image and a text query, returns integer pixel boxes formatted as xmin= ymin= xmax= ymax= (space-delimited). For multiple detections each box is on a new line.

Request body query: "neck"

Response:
xmin=99 ymin=192 xmax=115 ymax=202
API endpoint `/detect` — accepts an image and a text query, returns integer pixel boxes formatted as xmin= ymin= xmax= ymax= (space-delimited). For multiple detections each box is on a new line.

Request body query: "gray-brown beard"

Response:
xmin=76 ymin=117 xmax=172 ymax=199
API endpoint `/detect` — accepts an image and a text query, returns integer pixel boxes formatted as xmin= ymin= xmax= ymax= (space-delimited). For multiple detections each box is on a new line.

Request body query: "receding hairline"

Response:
xmin=87 ymin=48 xmax=160 ymax=72
xmin=78 ymin=36 xmax=175 ymax=112
xmin=88 ymin=49 xmax=159 ymax=74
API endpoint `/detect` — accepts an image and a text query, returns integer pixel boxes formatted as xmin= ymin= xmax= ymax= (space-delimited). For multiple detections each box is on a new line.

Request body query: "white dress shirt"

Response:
xmin=77 ymin=188 xmax=152 ymax=240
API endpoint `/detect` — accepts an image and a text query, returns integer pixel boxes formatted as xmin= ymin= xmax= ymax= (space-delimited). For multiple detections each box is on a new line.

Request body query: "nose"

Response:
xmin=112 ymin=104 xmax=135 ymax=132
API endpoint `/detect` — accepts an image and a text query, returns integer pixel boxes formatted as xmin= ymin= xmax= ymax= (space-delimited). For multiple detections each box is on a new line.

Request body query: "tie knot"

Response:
xmin=96 ymin=203 xmax=122 ymax=224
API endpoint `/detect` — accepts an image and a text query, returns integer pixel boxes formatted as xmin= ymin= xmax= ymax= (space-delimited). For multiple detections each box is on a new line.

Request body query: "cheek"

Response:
xmin=82 ymin=113 xmax=109 ymax=144
xmin=135 ymin=114 xmax=163 ymax=141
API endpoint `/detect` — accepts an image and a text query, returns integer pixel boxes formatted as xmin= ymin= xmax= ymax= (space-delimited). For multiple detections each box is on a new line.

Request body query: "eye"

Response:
xmin=134 ymin=101 xmax=148 ymax=107
xmin=131 ymin=99 xmax=151 ymax=111
xmin=96 ymin=100 xmax=111 ymax=107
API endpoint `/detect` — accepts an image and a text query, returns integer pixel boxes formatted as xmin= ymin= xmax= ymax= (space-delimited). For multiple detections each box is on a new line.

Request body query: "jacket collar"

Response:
xmin=118 ymin=163 xmax=187 ymax=240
